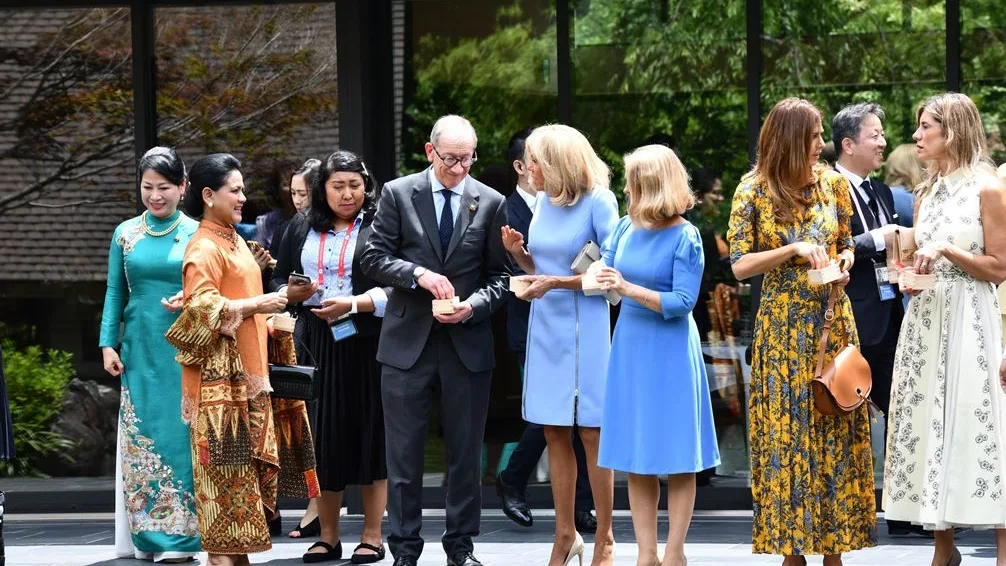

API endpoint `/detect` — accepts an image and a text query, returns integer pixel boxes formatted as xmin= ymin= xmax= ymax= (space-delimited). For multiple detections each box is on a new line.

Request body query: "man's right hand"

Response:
xmin=417 ymin=269 xmax=455 ymax=300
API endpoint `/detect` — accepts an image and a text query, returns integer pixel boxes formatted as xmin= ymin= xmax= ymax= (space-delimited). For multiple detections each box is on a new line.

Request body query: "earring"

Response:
xmin=209 ymin=202 xmax=214 ymax=208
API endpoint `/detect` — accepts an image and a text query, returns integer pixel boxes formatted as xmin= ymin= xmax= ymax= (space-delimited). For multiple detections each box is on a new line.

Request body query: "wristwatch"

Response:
xmin=413 ymin=266 xmax=427 ymax=281
xmin=350 ymin=296 xmax=359 ymax=315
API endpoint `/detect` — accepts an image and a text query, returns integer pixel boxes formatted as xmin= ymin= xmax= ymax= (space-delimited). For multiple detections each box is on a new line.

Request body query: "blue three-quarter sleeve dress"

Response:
xmin=597 ymin=217 xmax=720 ymax=474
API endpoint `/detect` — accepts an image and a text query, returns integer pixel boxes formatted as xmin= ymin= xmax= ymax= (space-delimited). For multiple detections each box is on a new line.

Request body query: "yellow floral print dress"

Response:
xmin=727 ymin=169 xmax=877 ymax=555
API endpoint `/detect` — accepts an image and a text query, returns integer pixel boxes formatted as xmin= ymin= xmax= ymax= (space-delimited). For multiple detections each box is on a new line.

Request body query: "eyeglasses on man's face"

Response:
xmin=432 ymin=145 xmax=478 ymax=168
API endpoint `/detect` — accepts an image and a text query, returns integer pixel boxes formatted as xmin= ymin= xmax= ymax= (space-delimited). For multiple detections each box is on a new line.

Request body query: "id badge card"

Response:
xmin=874 ymin=261 xmax=895 ymax=301
xmin=331 ymin=316 xmax=358 ymax=341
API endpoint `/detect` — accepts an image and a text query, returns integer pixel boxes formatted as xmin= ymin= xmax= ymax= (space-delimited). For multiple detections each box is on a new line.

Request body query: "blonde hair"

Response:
xmin=751 ymin=97 xmax=826 ymax=224
xmin=884 ymin=143 xmax=925 ymax=190
xmin=997 ymin=162 xmax=1006 ymax=183
xmin=624 ymin=144 xmax=694 ymax=228
xmin=916 ymin=93 xmax=995 ymax=197
xmin=524 ymin=124 xmax=610 ymax=207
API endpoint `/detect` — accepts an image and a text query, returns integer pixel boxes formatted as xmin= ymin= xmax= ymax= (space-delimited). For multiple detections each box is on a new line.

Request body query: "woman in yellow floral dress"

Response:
xmin=166 ymin=153 xmax=320 ymax=566
xmin=727 ymin=98 xmax=876 ymax=566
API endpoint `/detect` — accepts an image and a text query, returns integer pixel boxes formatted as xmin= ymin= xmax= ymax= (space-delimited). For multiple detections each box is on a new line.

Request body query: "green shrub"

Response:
xmin=1 ymin=339 xmax=76 ymax=476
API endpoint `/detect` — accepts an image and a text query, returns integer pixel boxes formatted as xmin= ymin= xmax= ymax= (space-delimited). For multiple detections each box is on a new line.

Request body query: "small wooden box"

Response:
xmin=272 ymin=313 xmax=296 ymax=333
xmin=581 ymin=260 xmax=606 ymax=296
xmin=432 ymin=297 xmax=461 ymax=315
xmin=897 ymin=228 xmax=917 ymax=262
xmin=899 ymin=270 xmax=937 ymax=290
xmin=807 ymin=263 xmax=842 ymax=285
xmin=509 ymin=276 xmax=532 ymax=297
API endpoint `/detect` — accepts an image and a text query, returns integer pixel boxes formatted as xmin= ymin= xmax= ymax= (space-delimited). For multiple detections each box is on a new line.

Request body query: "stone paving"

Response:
xmin=5 ymin=510 xmax=1002 ymax=565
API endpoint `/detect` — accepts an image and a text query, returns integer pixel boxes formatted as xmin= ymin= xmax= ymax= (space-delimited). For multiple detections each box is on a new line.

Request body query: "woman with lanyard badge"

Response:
xmin=271 ymin=150 xmax=390 ymax=564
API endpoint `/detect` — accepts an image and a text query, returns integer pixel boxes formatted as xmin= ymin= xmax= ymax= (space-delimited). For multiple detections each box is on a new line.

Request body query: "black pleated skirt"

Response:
xmin=297 ymin=313 xmax=386 ymax=492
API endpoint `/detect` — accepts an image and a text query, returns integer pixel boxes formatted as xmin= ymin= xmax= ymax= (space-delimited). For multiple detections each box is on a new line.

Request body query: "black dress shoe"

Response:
xmin=447 ymin=552 xmax=483 ymax=566
xmin=393 ymin=556 xmax=418 ymax=566
xmin=887 ymin=520 xmax=934 ymax=538
xmin=495 ymin=473 xmax=533 ymax=527
xmin=574 ymin=510 xmax=597 ymax=534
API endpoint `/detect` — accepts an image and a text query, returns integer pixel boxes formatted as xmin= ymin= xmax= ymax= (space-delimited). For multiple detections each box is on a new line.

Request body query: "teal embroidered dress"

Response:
xmin=99 ymin=210 xmax=201 ymax=559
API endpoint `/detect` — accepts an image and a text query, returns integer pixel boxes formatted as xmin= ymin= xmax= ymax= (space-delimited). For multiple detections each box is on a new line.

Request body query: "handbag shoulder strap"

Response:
xmin=815 ymin=282 xmax=844 ymax=378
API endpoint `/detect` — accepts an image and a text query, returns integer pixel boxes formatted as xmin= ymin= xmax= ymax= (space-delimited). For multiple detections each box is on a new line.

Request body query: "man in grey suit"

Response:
xmin=361 ymin=115 xmax=510 ymax=566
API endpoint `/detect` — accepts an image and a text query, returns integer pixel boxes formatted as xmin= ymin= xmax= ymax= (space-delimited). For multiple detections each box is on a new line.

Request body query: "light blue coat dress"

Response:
xmin=522 ymin=187 xmax=619 ymax=427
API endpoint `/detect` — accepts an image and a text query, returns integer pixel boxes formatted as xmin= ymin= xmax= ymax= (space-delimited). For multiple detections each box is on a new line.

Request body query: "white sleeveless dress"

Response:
xmin=883 ymin=167 xmax=1006 ymax=530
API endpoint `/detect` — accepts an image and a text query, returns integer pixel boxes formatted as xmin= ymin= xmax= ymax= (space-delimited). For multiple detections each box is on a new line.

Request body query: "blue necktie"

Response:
xmin=439 ymin=190 xmax=454 ymax=254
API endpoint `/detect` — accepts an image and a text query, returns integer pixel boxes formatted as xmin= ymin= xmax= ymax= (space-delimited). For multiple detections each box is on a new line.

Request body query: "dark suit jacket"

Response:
xmin=844 ymin=174 xmax=902 ymax=346
xmin=270 ymin=211 xmax=386 ymax=338
xmin=361 ymin=168 xmax=511 ymax=372
xmin=504 ymin=191 xmax=533 ymax=354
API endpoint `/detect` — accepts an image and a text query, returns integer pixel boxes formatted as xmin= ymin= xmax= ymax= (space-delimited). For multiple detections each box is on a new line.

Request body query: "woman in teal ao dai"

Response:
xmin=99 ymin=147 xmax=201 ymax=562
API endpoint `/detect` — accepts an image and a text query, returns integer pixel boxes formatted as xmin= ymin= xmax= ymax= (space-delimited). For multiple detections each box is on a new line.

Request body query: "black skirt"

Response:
xmin=297 ymin=313 xmax=386 ymax=492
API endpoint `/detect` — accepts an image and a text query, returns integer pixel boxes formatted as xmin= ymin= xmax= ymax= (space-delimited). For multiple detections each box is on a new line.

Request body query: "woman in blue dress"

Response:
xmin=100 ymin=147 xmax=201 ymax=562
xmin=596 ymin=145 xmax=720 ymax=566
xmin=501 ymin=124 xmax=619 ymax=566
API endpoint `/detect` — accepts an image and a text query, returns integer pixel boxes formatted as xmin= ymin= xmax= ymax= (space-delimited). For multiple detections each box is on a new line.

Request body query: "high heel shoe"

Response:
xmin=945 ymin=547 xmax=962 ymax=566
xmin=562 ymin=532 xmax=584 ymax=566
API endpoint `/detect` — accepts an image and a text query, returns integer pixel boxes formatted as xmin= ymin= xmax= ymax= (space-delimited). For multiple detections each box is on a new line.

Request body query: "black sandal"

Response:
xmin=302 ymin=540 xmax=342 ymax=563
xmin=350 ymin=542 xmax=386 ymax=564
xmin=288 ymin=516 xmax=320 ymax=538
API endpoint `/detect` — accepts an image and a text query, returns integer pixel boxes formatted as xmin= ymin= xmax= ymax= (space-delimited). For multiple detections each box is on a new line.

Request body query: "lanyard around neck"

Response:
xmin=317 ymin=220 xmax=356 ymax=288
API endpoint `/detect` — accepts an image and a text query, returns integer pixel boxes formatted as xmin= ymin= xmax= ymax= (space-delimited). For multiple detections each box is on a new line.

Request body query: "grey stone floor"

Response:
xmin=5 ymin=510 xmax=1002 ymax=565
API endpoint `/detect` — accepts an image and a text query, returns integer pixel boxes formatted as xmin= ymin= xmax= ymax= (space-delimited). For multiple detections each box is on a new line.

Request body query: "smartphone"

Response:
xmin=289 ymin=272 xmax=312 ymax=285
xmin=247 ymin=240 xmax=262 ymax=253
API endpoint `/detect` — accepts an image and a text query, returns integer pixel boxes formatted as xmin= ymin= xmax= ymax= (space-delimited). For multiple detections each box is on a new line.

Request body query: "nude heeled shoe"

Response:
xmin=562 ymin=532 xmax=585 ymax=566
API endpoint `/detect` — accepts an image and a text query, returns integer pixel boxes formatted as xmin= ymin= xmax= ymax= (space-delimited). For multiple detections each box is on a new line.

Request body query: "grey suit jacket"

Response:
xmin=360 ymin=168 xmax=511 ymax=372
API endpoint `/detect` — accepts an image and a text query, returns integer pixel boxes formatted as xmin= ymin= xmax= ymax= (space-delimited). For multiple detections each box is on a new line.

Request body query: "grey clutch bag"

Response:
xmin=570 ymin=240 xmax=621 ymax=305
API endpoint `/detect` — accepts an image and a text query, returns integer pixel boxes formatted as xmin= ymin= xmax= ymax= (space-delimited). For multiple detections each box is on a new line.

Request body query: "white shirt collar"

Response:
xmin=835 ymin=162 xmax=870 ymax=192
xmin=429 ymin=168 xmax=465 ymax=196
xmin=515 ymin=185 xmax=537 ymax=211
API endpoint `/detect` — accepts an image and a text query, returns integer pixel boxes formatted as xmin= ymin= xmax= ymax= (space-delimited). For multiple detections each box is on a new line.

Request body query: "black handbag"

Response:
xmin=269 ymin=332 xmax=319 ymax=401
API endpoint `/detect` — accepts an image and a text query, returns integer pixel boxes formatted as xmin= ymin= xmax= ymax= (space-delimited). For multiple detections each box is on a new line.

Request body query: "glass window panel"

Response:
xmin=397 ymin=0 xmax=557 ymax=475
xmin=154 ymin=3 xmax=339 ymax=227
xmin=762 ymin=1 xmax=946 ymax=154
xmin=0 ymin=7 xmax=134 ymax=367
xmin=963 ymin=0 xmax=1006 ymax=165
xmin=572 ymin=0 xmax=749 ymax=482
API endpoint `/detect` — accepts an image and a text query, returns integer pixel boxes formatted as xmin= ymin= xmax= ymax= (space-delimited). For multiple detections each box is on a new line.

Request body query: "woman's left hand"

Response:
xmin=514 ymin=275 xmax=553 ymax=301
xmin=595 ymin=267 xmax=625 ymax=293
xmin=161 ymin=290 xmax=184 ymax=311
xmin=252 ymin=246 xmax=274 ymax=271
xmin=913 ymin=243 xmax=945 ymax=275
xmin=310 ymin=297 xmax=353 ymax=323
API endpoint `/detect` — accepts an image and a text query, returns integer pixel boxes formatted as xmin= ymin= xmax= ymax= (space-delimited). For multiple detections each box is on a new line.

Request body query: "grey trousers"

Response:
xmin=382 ymin=330 xmax=492 ymax=560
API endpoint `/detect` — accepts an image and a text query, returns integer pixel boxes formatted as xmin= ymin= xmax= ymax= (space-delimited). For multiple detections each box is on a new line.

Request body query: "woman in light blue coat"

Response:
xmin=501 ymin=124 xmax=619 ymax=566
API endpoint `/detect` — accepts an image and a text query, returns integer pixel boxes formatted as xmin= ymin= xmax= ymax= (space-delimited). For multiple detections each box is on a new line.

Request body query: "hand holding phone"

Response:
xmin=289 ymin=272 xmax=312 ymax=285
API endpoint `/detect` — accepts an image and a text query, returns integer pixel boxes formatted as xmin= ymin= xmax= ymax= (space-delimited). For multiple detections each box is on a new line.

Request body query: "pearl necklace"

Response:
xmin=141 ymin=211 xmax=183 ymax=241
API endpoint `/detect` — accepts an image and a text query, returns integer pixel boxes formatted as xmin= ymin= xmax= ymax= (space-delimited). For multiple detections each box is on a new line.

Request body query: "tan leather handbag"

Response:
xmin=811 ymin=270 xmax=875 ymax=416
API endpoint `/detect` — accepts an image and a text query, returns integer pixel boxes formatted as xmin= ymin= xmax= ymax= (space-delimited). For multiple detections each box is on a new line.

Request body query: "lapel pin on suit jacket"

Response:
xmin=469 ymin=202 xmax=478 ymax=212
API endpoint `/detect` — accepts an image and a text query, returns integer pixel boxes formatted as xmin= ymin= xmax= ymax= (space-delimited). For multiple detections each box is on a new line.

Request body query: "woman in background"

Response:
xmin=100 ymin=147 xmax=201 ymax=563
xmin=884 ymin=143 xmax=925 ymax=227
xmin=271 ymin=151 xmax=390 ymax=564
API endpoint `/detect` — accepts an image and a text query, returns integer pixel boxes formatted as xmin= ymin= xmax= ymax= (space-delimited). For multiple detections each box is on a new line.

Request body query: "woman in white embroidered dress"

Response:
xmin=883 ymin=92 xmax=1006 ymax=566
